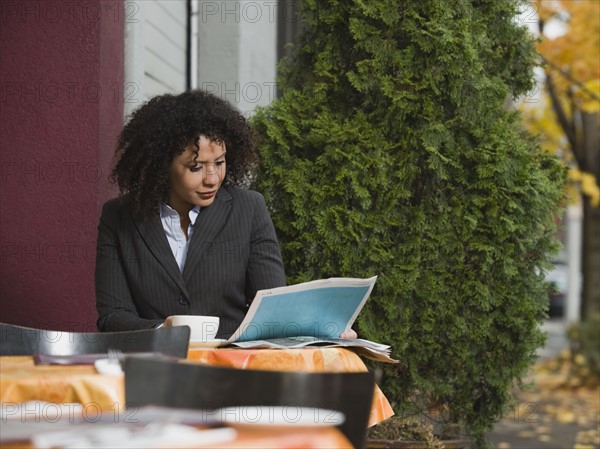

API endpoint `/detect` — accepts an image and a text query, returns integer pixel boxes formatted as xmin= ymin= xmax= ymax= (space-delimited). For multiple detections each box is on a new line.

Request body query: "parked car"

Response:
xmin=546 ymin=263 xmax=568 ymax=318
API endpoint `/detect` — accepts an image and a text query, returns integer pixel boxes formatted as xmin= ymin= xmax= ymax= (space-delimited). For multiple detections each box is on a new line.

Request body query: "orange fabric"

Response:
xmin=209 ymin=425 xmax=353 ymax=448
xmin=0 ymin=356 xmax=123 ymax=412
xmin=186 ymin=347 xmax=394 ymax=426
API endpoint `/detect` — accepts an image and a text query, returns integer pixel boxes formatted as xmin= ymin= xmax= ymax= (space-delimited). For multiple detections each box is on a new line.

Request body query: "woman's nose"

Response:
xmin=203 ymin=165 xmax=219 ymax=184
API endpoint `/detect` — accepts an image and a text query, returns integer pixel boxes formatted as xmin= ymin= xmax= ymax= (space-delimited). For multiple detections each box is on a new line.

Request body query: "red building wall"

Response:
xmin=0 ymin=1 xmax=124 ymax=331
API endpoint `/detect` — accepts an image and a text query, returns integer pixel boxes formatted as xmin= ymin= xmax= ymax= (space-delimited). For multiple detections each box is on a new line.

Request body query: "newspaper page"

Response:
xmin=226 ymin=276 xmax=378 ymax=343
xmin=222 ymin=276 xmax=398 ymax=363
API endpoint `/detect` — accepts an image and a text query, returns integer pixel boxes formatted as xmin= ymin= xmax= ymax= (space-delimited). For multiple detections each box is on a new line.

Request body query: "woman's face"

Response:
xmin=168 ymin=135 xmax=226 ymax=214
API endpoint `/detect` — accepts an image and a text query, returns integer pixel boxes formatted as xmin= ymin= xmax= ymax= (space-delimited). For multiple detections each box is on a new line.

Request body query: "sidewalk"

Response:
xmin=536 ymin=319 xmax=569 ymax=360
xmin=487 ymin=319 xmax=600 ymax=449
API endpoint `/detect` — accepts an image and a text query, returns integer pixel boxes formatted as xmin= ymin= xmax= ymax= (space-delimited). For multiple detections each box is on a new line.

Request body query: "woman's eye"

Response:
xmin=216 ymin=161 xmax=225 ymax=167
xmin=190 ymin=165 xmax=202 ymax=172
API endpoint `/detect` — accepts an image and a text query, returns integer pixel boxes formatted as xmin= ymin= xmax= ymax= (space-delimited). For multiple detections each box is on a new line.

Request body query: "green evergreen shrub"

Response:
xmin=251 ymin=1 xmax=567 ymax=447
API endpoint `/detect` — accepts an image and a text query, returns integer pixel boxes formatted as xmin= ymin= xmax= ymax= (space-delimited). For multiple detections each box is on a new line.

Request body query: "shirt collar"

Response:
xmin=160 ymin=203 xmax=201 ymax=224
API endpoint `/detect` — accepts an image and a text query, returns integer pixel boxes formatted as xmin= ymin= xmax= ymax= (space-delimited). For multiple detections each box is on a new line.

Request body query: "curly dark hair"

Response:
xmin=110 ymin=89 xmax=257 ymax=218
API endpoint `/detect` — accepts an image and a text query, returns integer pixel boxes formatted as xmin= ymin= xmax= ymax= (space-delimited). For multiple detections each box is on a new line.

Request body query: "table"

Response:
xmin=1 ymin=348 xmax=394 ymax=426
xmin=1 ymin=347 xmax=393 ymax=447
xmin=187 ymin=346 xmax=394 ymax=427
xmin=0 ymin=356 xmax=352 ymax=448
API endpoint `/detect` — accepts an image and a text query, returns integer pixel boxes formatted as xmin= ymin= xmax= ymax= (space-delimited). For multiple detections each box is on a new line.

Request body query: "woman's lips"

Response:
xmin=198 ymin=191 xmax=216 ymax=200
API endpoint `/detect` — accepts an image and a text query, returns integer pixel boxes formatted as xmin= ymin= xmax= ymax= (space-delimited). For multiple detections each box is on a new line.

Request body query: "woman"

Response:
xmin=95 ymin=90 xmax=286 ymax=338
xmin=96 ymin=90 xmax=357 ymax=340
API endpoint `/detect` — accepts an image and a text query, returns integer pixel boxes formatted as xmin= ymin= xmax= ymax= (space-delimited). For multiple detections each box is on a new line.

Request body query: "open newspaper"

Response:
xmin=224 ymin=276 xmax=398 ymax=363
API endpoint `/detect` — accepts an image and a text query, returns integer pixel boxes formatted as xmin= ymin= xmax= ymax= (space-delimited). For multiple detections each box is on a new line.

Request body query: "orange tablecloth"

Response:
xmin=209 ymin=425 xmax=352 ymax=448
xmin=187 ymin=347 xmax=394 ymax=426
xmin=0 ymin=356 xmax=122 ymax=412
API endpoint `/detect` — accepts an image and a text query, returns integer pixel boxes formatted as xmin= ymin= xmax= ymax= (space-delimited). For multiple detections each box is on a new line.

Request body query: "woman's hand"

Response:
xmin=339 ymin=329 xmax=358 ymax=339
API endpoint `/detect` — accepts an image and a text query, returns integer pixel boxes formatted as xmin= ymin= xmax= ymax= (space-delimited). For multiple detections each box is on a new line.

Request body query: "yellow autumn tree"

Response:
xmin=529 ymin=0 xmax=600 ymax=321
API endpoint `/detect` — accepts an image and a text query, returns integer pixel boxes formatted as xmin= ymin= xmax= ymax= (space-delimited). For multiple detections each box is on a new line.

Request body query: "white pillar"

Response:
xmin=123 ymin=0 xmax=145 ymax=120
xmin=190 ymin=0 xmax=199 ymax=90
xmin=238 ymin=1 xmax=278 ymax=116
xmin=566 ymin=203 xmax=583 ymax=323
xmin=196 ymin=1 xmax=277 ymax=115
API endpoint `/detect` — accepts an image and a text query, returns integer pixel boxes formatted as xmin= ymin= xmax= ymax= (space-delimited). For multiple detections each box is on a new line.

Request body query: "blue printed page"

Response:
xmin=228 ymin=276 xmax=377 ymax=343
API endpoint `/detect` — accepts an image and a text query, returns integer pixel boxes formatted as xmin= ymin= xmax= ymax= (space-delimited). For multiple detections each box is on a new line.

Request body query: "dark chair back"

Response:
xmin=0 ymin=322 xmax=190 ymax=358
xmin=124 ymin=357 xmax=375 ymax=448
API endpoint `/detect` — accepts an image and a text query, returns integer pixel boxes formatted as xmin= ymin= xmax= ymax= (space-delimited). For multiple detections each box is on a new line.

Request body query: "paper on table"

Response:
xmin=2 ymin=405 xmax=235 ymax=447
xmin=230 ymin=337 xmax=398 ymax=363
xmin=0 ymin=402 xmax=85 ymax=444
xmin=0 ymin=401 xmax=83 ymax=423
xmin=227 ymin=276 xmax=378 ymax=343
xmin=31 ymin=423 xmax=237 ymax=449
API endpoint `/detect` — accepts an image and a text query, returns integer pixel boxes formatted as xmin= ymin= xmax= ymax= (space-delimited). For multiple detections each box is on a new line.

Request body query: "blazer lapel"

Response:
xmin=183 ymin=188 xmax=232 ymax=282
xmin=132 ymin=213 xmax=188 ymax=294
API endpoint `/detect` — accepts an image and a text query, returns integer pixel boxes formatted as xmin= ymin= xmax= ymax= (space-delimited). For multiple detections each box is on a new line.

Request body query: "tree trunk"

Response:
xmin=580 ymin=111 xmax=600 ymax=321
xmin=581 ymin=198 xmax=600 ymax=320
xmin=546 ymin=73 xmax=599 ymax=322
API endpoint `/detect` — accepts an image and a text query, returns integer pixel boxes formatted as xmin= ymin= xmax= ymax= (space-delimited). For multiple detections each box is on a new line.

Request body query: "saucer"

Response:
xmin=188 ymin=339 xmax=227 ymax=348
xmin=215 ymin=406 xmax=345 ymax=427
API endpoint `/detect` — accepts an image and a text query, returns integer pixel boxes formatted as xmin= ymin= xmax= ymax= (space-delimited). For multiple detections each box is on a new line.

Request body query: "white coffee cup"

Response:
xmin=170 ymin=315 xmax=220 ymax=342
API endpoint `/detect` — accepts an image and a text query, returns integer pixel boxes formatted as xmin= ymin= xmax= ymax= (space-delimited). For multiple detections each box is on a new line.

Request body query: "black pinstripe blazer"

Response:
xmin=95 ymin=186 xmax=286 ymax=338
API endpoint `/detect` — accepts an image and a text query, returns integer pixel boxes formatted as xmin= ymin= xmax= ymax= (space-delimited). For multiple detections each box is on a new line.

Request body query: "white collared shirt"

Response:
xmin=160 ymin=203 xmax=201 ymax=272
